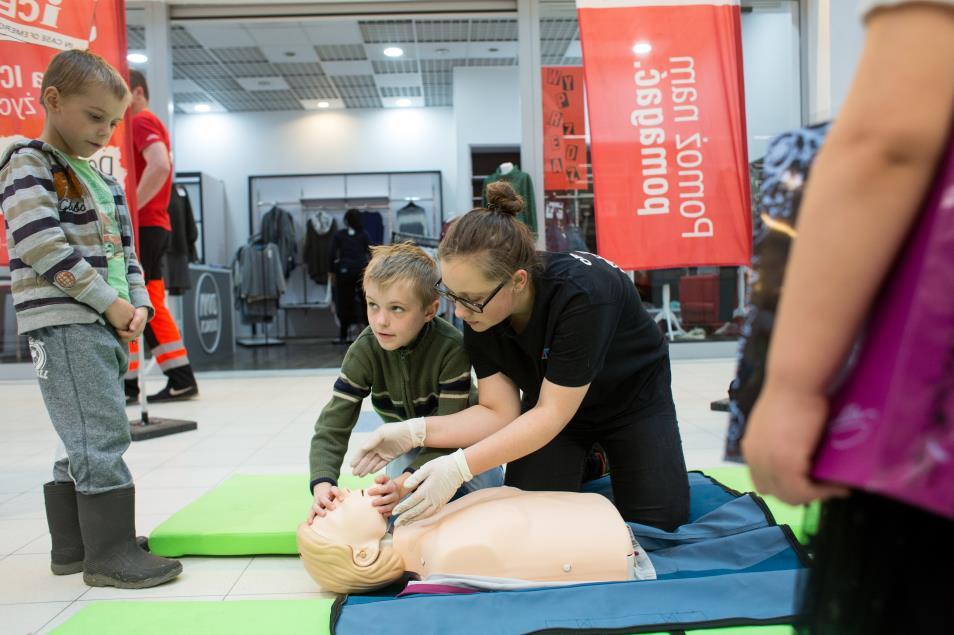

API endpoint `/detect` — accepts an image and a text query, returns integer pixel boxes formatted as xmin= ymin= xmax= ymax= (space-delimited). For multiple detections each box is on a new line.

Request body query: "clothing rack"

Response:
xmin=237 ymin=235 xmax=285 ymax=348
xmin=391 ymin=231 xmax=440 ymax=249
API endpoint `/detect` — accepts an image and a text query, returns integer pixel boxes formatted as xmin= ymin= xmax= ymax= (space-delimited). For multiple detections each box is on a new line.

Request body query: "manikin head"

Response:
xmin=437 ymin=181 xmax=538 ymax=332
xmin=297 ymin=488 xmax=404 ymax=593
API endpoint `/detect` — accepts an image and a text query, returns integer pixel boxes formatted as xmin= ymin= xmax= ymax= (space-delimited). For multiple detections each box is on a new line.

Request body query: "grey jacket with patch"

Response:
xmin=0 ymin=140 xmax=152 ymax=335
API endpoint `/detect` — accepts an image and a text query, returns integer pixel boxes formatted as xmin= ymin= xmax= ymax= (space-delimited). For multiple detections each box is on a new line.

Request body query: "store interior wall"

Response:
xmin=827 ymin=0 xmax=866 ymax=117
xmin=172 ymin=106 xmax=456 ymax=261
xmin=452 ymin=66 xmax=522 ymax=215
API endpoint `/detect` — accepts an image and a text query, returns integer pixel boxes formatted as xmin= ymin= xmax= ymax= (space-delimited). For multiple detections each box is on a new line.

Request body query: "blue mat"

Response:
xmin=333 ymin=471 xmax=808 ymax=634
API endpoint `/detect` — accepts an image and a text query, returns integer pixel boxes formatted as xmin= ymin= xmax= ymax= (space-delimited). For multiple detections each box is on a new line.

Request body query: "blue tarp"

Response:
xmin=333 ymin=472 xmax=808 ymax=635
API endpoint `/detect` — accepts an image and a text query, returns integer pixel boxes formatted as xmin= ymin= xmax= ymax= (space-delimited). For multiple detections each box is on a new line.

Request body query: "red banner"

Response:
xmin=0 ymin=0 xmax=135 ymax=268
xmin=577 ymin=0 xmax=751 ymax=270
xmin=542 ymin=67 xmax=589 ymax=191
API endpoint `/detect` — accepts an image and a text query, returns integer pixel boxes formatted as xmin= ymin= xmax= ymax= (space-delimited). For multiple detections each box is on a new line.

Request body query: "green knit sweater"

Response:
xmin=309 ymin=317 xmax=475 ymax=488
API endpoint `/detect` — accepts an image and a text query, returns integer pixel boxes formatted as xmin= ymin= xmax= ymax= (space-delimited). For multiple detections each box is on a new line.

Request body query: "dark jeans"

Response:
xmin=334 ymin=270 xmax=365 ymax=340
xmin=505 ymin=361 xmax=690 ymax=531
xmin=138 ymin=226 xmax=170 ymax=282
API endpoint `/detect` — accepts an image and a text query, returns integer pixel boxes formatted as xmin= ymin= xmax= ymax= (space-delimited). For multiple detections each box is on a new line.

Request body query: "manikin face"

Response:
xmin=439 ymin=256 xmax=517 ymax=333
xmin=365 ymin=279 xmax=438 ymax=351
xmin=43 ymin=87 xmax=128 ymax=158
xmin=310 ymin=488 xmax=387 ymax=565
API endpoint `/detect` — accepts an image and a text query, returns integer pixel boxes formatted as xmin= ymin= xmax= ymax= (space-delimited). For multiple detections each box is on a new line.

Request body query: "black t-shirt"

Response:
xmin=465 ymin=251 xmax=669 ymax=426
xmin=330 ymin=229 xmax=370 ymax=274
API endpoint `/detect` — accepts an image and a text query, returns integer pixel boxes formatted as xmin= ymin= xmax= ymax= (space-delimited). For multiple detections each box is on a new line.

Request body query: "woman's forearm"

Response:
xmin=765 ymin=5 xmax=954 ymax=394
xmin=424 ymin=404 xmax=515 ymax=449
xmin=462 ymin=406 xmax=567 ymax=476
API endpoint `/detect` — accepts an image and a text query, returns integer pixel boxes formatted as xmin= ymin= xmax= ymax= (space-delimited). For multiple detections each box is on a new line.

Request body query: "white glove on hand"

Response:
xmin=350 ymin=417 xmax=427 ymax=477
xmin=392 ymin=449 xmax=473 ymax=527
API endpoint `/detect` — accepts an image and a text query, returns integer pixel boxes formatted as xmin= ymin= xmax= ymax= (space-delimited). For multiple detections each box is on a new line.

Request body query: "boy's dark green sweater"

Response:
xmin=309 ymin=317 xmax=474 ymax=489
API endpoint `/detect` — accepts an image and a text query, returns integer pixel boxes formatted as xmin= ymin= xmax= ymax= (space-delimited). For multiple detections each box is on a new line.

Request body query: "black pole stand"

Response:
xmin=129 ymin=335 xmax=197 ymax=441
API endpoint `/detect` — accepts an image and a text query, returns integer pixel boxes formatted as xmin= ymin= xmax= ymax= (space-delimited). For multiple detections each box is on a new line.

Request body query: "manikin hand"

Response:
xmin=350 ymin=417 xmax=427 ymax=477
xmin=742 ymin=382 xmax=849 ymax=506
xmin=308 ymin=482 xmax=342 ymax=523
xmin=366 ymin=473 xmax=409 ymax=517
xmin=392 ymin=449 xmax=473 ymax=527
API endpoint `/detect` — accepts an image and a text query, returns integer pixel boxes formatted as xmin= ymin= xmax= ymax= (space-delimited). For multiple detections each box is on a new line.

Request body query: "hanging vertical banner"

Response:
xmin=0 ymin=0 xmax=135 ymax=268
xmin=577 ymin=0 xmax=751 ymax=270
xmin=542 ymin=67 xmax=589 ymax=191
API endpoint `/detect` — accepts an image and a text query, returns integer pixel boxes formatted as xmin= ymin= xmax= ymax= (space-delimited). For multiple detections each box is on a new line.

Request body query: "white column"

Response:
xmin=140 ymin=1 xmax=174 ymax=137
xmin=518 ymin=0 xmax=546 ymax=248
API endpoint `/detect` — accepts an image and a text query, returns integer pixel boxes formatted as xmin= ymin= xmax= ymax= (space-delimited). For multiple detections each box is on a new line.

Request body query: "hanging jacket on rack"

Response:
xmin=261 ymin=206 xmax=298 ymax=278
xmin=396 ymin=201 xmax=428 ymax=237
xmin=359 ymin=210 xmax=384 ymax=245
xmin=303 ymin=212 xmax=337 ymax=284
xmin=164 ymin=184 xmax=199 ymax=295
xmin=232 ymin=240 xmax=286 ymax=324
xmin=482 ymin=165 xmax=538 ymax=235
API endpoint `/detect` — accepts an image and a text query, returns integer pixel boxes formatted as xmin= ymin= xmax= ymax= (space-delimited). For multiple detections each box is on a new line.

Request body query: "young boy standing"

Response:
xmin=309 ymin=243 xmax=502 ymax=519
xmin=0 ymin=50 xmax=181 ymax=588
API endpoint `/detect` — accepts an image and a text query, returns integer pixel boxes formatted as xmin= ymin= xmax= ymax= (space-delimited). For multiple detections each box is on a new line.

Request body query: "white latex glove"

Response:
xmin=350 ymin=417 xmax=427 ymax=477
xmin=392 ymin=449 xmax=473 ymax=527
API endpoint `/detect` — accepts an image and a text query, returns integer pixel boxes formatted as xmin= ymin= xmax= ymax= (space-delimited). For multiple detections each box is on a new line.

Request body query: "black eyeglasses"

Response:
xmin=434 ymin=278 xmax=508 ymax=314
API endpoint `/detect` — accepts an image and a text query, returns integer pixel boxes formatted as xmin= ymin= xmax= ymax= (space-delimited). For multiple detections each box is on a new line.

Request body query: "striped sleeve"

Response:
xmin=308 ymin=344 xmax=373 ymax=485
xmin=436 ymin=345 xmax=476 ymax=416
xmin=1 ymin=150 xmax=117 ymax=313
xmin=111 ymin=180 xmax=153 ymax=318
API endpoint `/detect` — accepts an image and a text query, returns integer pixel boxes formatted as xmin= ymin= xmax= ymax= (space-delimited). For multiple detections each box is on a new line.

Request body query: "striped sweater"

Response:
xmin=309 ymin=317 xmax=476 ymax=487
xmin=0 ymin=140 xmax=152 ymax=334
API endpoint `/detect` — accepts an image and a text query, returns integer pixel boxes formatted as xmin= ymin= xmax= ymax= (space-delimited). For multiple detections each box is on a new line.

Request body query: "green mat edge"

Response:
xmin=52 ymin=599 xmax=334 ymax=635
xmin=148 ymin=473 xmax=375 ymax=557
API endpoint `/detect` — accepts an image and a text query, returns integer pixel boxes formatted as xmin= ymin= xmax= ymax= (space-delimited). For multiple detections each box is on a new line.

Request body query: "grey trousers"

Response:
xmin=29 ymin=323 xmax=133 ymax=494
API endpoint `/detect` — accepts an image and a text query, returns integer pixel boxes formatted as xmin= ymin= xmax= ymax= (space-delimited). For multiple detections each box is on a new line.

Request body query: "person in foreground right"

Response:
xmin=742 ymin=2 xmax=954 ymax=633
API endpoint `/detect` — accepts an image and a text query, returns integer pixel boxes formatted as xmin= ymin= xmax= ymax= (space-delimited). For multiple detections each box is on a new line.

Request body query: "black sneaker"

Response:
xmin=147 ymin=383 xmax=199 ymax=403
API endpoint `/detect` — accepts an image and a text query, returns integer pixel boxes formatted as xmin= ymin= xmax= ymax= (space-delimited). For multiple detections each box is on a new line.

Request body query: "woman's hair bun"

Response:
xmin=485 ymin=181 xmax=524 ymax=217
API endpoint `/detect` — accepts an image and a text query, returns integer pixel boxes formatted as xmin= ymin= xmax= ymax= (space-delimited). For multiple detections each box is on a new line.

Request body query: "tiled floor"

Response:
xmin=0 ymin=358 xmax=736 ymax=634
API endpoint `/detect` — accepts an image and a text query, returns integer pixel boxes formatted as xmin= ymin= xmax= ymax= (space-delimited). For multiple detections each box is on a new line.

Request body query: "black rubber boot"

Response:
xmin=76 ymin=486 xmax=182 ymax=589
xmin=43 ymin=481 xmax=84 ymax=575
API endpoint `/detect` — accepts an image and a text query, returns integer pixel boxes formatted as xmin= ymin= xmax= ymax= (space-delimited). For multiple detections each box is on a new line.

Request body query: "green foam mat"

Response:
xmin=702 ymin=466 xmax=819 ymax=543
xmin=52 ymin=600 xmax=333 ymax=635
xmin=148 ymin=473 xmax=374 ymax=557
xmin=50 ymin=599 xmax=791 ymax=635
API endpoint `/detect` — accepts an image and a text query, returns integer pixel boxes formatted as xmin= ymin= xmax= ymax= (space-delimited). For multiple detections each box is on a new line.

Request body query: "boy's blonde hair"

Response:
xmin=41 ymin=50 xmax=129 ymax=108
xmin=363 ymin=242 xmax=439 ymax=307
xmin=297 ymin=522 xmax=404 ymax=594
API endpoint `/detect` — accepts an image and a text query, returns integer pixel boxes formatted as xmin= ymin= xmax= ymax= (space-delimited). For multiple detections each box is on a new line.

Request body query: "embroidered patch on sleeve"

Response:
xmin=54 ymin=271 xmax=77 ymax=288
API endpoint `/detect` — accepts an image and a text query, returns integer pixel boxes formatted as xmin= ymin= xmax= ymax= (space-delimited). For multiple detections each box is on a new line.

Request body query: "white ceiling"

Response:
xmin=128 ymin=15 xmax=582 ymax=113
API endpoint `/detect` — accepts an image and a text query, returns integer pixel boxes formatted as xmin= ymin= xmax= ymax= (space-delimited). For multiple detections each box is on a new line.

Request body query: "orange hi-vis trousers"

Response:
xmin=126 ymin=279 xmax=191 ymax=378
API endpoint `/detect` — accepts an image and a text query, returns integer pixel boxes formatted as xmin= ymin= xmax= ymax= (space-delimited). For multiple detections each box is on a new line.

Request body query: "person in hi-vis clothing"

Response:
xmin=123 ymin=70 xmax=199 ymax=403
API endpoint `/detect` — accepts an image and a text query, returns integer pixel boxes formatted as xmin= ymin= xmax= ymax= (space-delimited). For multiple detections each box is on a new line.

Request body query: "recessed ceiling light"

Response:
xmin=257 ymin=80 xmax=271 ymax=87
xmin=194 ymin=103 xmax=211 ymax=113
xmin=632 ymin=41 xmax=652 ymax=55
xmin=488 ymin=47 xmax=499 ymax=53
xmin=396 ymin=98 xmax=412 ymax=107
xmin=284 ymin=51 xmax=296 ymax=58
xmin=383 ymin=47 xmax=404 ymax=58
xmin=127 ymin=53 xmax=148 ymax=64
xmin=317 ymin=101 xmax=330 ymax=109
xmin=435 ymin=47 xmax=450 ymax=55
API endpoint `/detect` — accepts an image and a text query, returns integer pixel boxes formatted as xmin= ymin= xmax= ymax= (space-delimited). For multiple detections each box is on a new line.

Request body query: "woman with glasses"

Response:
xmin=352 ymin=181 xmax=689 ymax=531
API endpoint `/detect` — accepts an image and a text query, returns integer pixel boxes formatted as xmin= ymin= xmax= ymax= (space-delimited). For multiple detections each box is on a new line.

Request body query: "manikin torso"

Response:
xmin=310 ymin=487 xmax=634 ymax=583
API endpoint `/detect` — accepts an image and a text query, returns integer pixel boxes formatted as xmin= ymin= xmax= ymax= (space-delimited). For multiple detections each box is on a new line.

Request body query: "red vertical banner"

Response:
xmin=577 ymin=0 xmax=751 ymax=270
xmin=542 ymin=67 xmax=589 ymax=191
xmin=0 ymin=0 xmax=135 ymax=268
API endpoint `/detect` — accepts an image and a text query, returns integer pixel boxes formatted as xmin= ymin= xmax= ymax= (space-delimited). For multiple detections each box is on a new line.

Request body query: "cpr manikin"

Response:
xmin=297 ymin=487 xmax=653 ymax=594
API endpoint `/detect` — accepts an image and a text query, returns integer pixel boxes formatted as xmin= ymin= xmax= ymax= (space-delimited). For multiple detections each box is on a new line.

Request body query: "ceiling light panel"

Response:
xmin=469 ymin=19 xmax=519 ymax=42
xmin=315 ymin=44 xmax=368 ymax=62
xmin=261 ymin=45 xmax=321 ymax=64
xmin=416 ymin=20 xmax=469 ymax=43
xmin=183 ymin=24 xmax=256 ymax=49
xmin=371 ymin=60 xmax=419 ymax=74
xmin=209 ymin=47 xmax=268 ymax=64
xmin=359 ymin=20 xmax=415 ymax=44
